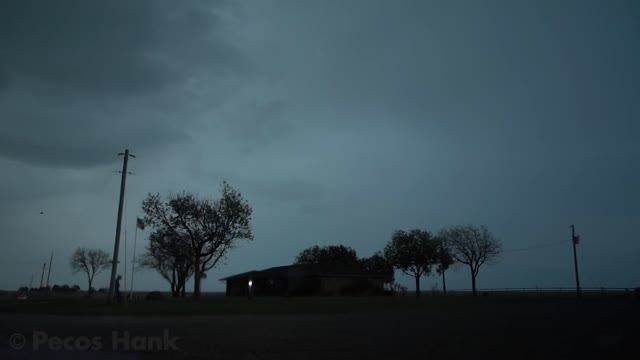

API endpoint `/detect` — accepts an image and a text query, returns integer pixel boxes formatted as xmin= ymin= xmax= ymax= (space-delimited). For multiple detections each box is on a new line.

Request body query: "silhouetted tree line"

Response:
xmin=295 ymin=224 xmax=502 ymax=297
xmin=294 ymin=245 xmax=395 ymax=286
xmin=133 ymin=179 xmax=500 ymax=297
xmin=18 ymin=284 xmax=81 ymax=293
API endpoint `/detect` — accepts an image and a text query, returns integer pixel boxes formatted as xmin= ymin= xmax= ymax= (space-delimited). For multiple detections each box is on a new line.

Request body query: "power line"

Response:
xmin=503 ymin=239 xmax=571 ymax=253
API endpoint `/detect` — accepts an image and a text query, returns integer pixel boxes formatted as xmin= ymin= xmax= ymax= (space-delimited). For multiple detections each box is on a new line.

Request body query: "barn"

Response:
xmin=220 ymin=264 xmax=393 ymax=296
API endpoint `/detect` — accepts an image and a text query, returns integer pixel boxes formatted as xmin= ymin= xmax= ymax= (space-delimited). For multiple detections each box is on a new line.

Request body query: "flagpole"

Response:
xmin=130 ymin=224 xmax=138 ymax=298
xmin=123 ymin=224 xmax=127 ymax=304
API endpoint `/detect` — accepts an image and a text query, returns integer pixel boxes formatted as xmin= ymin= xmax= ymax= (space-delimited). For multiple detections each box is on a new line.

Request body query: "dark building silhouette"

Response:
xmin=220 ymin=264 xmax=392 ymax=296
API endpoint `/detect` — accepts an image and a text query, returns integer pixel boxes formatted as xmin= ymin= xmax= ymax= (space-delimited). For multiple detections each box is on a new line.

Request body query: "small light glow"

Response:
xmin=248 ymin=280 xmax=253 ymax=287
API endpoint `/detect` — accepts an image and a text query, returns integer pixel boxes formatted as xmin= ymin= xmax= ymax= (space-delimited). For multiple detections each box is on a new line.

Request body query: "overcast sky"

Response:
xmin=1 ymin=0 xmax=638 ymax=292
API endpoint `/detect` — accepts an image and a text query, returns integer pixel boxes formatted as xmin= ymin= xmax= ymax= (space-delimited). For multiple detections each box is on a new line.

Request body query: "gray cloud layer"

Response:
xmin=1 ymin=0 xmax=638 ymax=292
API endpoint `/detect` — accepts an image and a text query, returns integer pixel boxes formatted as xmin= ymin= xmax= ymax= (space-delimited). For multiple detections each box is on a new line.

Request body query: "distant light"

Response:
xmin=248 ymin=280 xmax=253 ymax=287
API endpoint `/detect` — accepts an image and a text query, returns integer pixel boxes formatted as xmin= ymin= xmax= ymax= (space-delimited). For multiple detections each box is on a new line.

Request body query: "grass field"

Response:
xmin=1 ymin=291 xmax=634 ymax=316
xmin=1 ymin=293 xmax=638 ymax=359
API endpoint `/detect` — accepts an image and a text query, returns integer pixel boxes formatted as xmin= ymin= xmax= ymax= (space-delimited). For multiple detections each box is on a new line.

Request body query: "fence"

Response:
xmin=433 ymin=287 xmax=636 ymax=297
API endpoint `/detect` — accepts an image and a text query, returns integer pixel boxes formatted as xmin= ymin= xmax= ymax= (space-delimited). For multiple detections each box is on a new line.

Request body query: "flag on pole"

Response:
xmin=136 ymin=217 xmax=145 ymax=230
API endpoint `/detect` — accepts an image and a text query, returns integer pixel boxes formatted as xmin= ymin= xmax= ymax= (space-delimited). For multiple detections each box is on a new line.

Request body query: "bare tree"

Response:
xmin=70 ymin=248 xmax=111 ymax=297
xmin=383 ymin=229 xmax=438 ymax=297
xmin=142 ymin=181 xmax=253 ymax=299
xmin=438 ymin=225 xmax=502 ymax=296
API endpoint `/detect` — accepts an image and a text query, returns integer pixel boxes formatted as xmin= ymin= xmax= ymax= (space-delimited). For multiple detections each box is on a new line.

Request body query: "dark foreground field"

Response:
xmin=1 ymin=295 xmax=638 ymax=359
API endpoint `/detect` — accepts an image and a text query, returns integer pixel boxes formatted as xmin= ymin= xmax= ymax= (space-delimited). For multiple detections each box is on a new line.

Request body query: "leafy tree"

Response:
xmin=139 ymin=230 xmax=194 ymax=297
xmin=70 ymin=247 xmax=111 ymax=298
xmin=294 ymin=245 xmax=359 ymax=266
xmin=384 ymin=229 xmax=438 ymax=297
xmin=142 ymin=181 xmax=253 ymax=299
xmin=438 ymin=225 xmax=502 ymax=296
xmin=359 ymin=251 xmax=395 ymax=284
xmin=434 ymin=237 xmax=456 ymax=295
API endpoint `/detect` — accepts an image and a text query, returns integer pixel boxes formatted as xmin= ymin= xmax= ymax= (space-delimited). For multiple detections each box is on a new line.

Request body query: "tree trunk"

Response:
xmin=88 ymin=279 xmax=93 ymax=298
xmin=177 ymin=275 xmax=185 ymax=298
xmin=471 ymin=267 xmax=477 ymax=296
xmin=441 ymin=271 xmax=447 ymax=295
xmin=414 ymin=276 xmax=420 ymax=297
xmin=171 ymin=270 xmax=178 ymax=297
xmin=181 ymin=280 xmax=186 ymax=298
xmin=193 ymin=260 xmax=201 ymax=299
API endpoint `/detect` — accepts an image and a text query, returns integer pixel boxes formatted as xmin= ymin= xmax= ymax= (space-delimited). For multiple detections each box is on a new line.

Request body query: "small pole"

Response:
xmin=39 ymin=263 xmax=46 ymax=289
xmin=29 ymin=273 xmax=34 ymax=291
xmin=570 ymin=225 xmax=581 ymax=298
xmin=123 ymin=226 xmax=127 ymax=305
xmin=130 ymin=223 xmax=139 ymax=299
xmin=45 ymin=251 xmax=53 ymax=289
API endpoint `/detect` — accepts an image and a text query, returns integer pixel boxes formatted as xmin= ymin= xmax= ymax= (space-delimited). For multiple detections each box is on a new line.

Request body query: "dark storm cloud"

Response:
xmin=0 ymin=0 xmax=243 ymax=95
xmin=0 ymin=0 xmax=248 ymax=168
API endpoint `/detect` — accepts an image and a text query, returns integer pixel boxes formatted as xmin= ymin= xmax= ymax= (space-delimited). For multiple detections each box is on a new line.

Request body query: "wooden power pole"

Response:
xmin=570 ymin=224 xmax=581 ymax=297
xmin=107 ymin=149 xmax=135 ymax=303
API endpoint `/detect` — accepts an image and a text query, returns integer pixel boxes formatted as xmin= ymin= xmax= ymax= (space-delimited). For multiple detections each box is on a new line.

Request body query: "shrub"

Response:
xmin=145 ymin=291 xmax=165 ymax=301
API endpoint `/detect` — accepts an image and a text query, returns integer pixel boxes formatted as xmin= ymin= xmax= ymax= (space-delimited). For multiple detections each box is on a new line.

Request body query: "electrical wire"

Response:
xmin=503 ymin=239 xmax=573 ymax=253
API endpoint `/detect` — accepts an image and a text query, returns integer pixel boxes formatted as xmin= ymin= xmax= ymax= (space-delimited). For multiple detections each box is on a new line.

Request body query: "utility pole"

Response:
xmin=107 ymin=149 xmax=135 ymax=303
xmin=45 ymin=251 xmax=53 ymax=289
xmin=570 ymin=224 xmax=581 ymax=297
xmin=39 ymin=262 xmax=46 ymax=289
